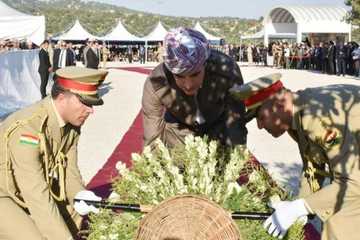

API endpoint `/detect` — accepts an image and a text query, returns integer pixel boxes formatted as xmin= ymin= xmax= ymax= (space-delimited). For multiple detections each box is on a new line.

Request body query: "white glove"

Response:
xmin=74 ymin=190 xmax=102 ymax=216
xmin=263 ymin=199 xmax=309 ymax=239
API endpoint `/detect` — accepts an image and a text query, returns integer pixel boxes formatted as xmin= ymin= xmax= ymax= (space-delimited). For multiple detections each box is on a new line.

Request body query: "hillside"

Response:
xmin=2 ymin=0 xmax=261 ymax=44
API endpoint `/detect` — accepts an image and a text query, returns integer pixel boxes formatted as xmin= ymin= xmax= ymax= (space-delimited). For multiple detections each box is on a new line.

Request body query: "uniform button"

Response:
xmin=325 ymin=210 xmax=331 ymax=215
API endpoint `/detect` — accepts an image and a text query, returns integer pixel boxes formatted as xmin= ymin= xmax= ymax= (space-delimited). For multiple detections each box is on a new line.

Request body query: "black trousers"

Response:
xmin=39 ymin=71 xmax=49 ymax=98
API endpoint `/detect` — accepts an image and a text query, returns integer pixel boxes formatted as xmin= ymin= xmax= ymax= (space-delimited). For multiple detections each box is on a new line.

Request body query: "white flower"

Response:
xmin=109 ymin=233 xmax=118 ymax=240
xmin=248 ymin=171 xmax=261 ymax=183
xmin=115 ymin=161 xmax=127 ymax=173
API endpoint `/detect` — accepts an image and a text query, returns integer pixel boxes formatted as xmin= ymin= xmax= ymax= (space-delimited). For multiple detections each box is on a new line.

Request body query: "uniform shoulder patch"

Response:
xmin=19 ymin=134 xmax=40 ymax=146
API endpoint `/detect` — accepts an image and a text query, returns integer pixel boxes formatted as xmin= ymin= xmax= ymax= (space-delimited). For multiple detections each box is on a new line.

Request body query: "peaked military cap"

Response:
xmin=230 ymin=73 xmax=284 ymax=110
xmin=229 ymin=73 xmax=284 ymax=122
xmin=55 ymin=66 xmax=108 ymax=106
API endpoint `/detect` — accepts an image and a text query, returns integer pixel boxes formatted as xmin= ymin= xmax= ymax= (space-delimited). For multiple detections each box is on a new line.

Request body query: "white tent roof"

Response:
xmin=0 ymin=1 xmax=45 ymax=46
xmin=101 ymin=20 xmax=143 ymax=42
xmin=194 ymin=22 xmax=221 ymax=41
xmin=241 ymin=30 xmax=264 ymax=40
xmin=267 ymin=5 xmax=347 ymax=23
xmin=265 ymin=5 xmax=351 ymax=34
xmin=56 ymin=20 xmax=98 ymax=41
xmin=142 ymin=21 xmax=168 ymax=42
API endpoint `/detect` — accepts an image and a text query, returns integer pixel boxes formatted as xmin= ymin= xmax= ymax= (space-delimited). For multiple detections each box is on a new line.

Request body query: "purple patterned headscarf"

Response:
xmin=164 ymin=27 xmax=209 ymax=75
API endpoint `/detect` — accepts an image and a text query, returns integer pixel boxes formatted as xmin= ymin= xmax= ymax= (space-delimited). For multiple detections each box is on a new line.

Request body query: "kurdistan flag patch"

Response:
xmin=19 ymin=134 xmax=40 ymax=146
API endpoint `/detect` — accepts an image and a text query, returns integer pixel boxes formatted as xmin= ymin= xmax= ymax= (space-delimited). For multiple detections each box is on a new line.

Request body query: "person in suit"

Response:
xmin=38 ymin=40 xmax=52 ymax=98
xmin=231 ymin=73 xmax=360 ymax=240
xmin=142 ymin=27 xmax=247 ymax=148
xmin=335 ymin=42 xmax=347 ymax=76
xmin=0 ymin=67 xmax=108 ymax=240
xmin=328 ymin=41 xmax=336 ymax=75
xmin=139 ymin=45 xmax=146 ymax=64
xmin=53 ymin=40 xmax=76 ymax=73
xmin=85 ymin=39 xmax=100 ymax=69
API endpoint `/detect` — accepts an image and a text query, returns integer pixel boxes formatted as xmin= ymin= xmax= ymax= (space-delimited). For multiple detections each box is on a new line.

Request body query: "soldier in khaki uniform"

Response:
xmin=101 ymin=43 xmax=110 ymax=68
xmin=0 ymin=66 xmax=108 ymax=240
xmin=231 ymin=73 xmax=360 ymax=240
xmin=142 ymin=27 xmax=247 ymax=148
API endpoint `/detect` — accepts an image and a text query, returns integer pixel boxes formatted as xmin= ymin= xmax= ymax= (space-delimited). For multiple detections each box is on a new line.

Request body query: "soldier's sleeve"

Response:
xmin=224 ymin=61 xmax=248 ymax=146
xmin=9 ymin=127 xmax=73 ymax=239
xmin=65 ymin=132 xmax=85 ymax=204
xmin=142 ymin=78 xmax=188 ymax=147
xmin=303 ymin=123 xmax=360 ymax=222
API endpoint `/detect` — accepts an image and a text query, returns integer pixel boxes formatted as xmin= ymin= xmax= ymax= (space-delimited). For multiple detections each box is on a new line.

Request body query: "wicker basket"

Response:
xmin=136 ymin=194 xmax=241 ymax=240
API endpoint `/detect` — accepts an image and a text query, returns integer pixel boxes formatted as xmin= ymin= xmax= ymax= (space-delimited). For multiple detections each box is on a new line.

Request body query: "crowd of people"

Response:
xmin=43 ymin=39 xmax=166 ymax=67
xmin=2 ymin=36 xmax=360 ymax=79
xmin=0 ymin=39 xmax=36 ymax=53
xmin=220 ymin=40 xmax=360 ymax=78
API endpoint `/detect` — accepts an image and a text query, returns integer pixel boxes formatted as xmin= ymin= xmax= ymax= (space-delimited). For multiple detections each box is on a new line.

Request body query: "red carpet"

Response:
xmin=106 ymin=66 xmax=153 ymax=75
xmin=86 ymin=66 xmax=320 ymax=240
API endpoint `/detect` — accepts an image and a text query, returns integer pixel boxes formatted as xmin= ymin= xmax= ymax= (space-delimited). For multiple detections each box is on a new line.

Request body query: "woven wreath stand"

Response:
xmin=136 ymin=194 xmax=242 ymax=240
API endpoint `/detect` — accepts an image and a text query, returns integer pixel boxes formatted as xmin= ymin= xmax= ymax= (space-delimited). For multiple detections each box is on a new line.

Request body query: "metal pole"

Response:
xmin=75 ymin=198 xmax=273 ymax=220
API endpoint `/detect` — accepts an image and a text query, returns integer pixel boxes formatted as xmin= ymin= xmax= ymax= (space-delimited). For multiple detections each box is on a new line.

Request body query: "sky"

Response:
xmin=96 ymin=0 xmax=348 ymax=19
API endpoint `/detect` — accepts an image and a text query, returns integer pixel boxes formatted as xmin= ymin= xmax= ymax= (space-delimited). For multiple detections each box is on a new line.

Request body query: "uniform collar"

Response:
xmin=51 ymin=97 xmax=66 ymax=128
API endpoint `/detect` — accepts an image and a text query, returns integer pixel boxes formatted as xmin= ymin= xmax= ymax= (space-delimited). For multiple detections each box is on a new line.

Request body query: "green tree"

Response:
xmin=345 ymin=0 xmax=360 ymax=41
xmin=346 ymin=0 xmax=360 ymax=25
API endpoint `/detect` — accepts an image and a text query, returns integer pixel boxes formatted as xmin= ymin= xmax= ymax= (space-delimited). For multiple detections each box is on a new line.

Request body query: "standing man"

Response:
xmin=38 ymin=39 xmax=52 ymax=98
xmin=142 ymin=27 xmax=247 ymax=148
xmin=86 ymin=39 xmax=100 ymax=69
xmin=156 ymin=41 xmax=165 ymax=62
xmin=101 ymin=42 xmax=110 ymax=68
xmin=328 ymin=41 xmax=336 ymax=75
xmin=231 ymin=73 xmax=360 ymax=240
xmin=0 ymin=66 xmax=108 ymax=240
xmin=53 ymin=41 xmax=76 ymax=73
xmin=139 ymin=45 xmax=146 ymax=64
xmin=335 ymin=42 xmax=347 ymax=76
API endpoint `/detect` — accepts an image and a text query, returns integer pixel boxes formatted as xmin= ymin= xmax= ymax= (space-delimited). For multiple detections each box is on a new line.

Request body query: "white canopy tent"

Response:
xmin=101 ymin=20 xmax=143 ymax=42
xmin=55 ymin=19 xmax=99 ymax=41
xmin=263 ymin=5 xmax=351 ymax=45
xmin=141 ymin=21 xmax=168 ymax=42
xmin=194 ymin=22 xmax=221 ymax=43
xmin=0 ymin=1 xmax=45 ymax=46
xmin=241 ymin=29 xmax=265 ymax=40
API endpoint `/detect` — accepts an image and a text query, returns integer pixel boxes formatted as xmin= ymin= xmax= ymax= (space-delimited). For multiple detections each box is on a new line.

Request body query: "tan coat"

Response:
xmin=142 ymin=50 xmax=247 ymax=148
xmin=0 ymin=97 xmax=85 ymax=239
xmin=289 ymin=85 xmax=360 ymax=240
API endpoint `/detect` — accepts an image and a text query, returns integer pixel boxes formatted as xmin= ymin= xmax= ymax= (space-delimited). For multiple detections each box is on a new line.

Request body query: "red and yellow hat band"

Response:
xmin=57 ymin=77 xmax=98 ymax=95
xmin=244 ymin=80 xmax=284 ymax=107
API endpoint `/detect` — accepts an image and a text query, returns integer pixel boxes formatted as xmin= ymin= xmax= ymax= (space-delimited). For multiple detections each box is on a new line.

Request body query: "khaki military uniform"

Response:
xmin=142 ymin=49 xmax=247 ymax=148
xmin=157 ymin=45 xmax=165 ymax=63
xmin=289 ymin=85 xmax=360 ymax=240
xmin=0 ymin=97 xmax=85 ymax=240
xmin=101 ymin=46 xmax=110 ymax=68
